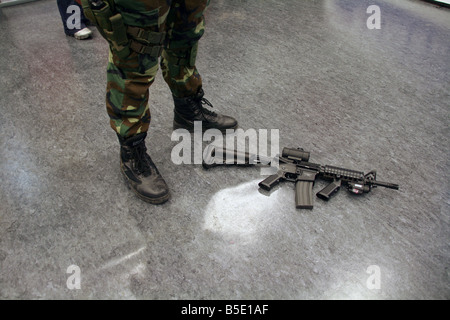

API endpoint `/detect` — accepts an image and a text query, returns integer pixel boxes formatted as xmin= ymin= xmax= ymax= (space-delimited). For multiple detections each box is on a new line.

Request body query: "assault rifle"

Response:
xmin=202 ymin=145 xmax=399 ymax=209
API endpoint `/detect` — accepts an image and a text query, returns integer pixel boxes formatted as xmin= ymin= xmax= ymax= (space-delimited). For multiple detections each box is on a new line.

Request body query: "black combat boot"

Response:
xmin=118 ymin=133 xmax=170 ymax=204
xmin=173 ymin=88 xmax=238 ymax=132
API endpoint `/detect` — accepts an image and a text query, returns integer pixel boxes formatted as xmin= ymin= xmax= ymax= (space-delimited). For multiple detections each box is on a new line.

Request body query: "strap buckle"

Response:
xmin=129 ymin=40 xmax=163 ymax=58
xmin=127 ymin=26 xmax=166 ymax=45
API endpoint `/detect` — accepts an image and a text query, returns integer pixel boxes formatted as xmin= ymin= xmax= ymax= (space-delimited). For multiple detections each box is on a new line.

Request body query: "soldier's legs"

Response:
xmin=106 ymin=0 xmax=171 ymax=203
xmin=100 ymin=0 xmax=236 ymax=203
xmin=107 ymin=0 xmax=236 ymax=136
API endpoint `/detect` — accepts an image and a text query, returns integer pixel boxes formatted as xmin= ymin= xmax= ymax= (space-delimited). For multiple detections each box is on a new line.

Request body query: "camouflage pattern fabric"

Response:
xmin=106 ymin=0 xmax=209 ymax=138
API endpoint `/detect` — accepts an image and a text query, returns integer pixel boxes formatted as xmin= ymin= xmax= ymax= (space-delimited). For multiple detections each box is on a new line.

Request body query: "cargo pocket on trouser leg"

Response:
xmin=106 ymin=48 xmax=160 ymax=138
xmin=160 ymin=44 xmax=203 ymax=98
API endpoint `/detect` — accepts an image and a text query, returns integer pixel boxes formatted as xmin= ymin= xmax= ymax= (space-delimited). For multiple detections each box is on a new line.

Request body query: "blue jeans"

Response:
xmin=57 ymin=0 xmax=89 ymax=36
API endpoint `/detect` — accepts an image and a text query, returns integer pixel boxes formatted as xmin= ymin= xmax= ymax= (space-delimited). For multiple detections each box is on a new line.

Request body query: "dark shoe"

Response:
xmin=173 ymin=88 xmax=238 ymax=132
xmin=118 ymin=133 xmax=170 ymax=204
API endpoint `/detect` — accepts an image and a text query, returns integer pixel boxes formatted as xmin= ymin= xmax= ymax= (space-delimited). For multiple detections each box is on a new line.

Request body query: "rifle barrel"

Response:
xmin=372 ymin=180 xmax=399 ymax=190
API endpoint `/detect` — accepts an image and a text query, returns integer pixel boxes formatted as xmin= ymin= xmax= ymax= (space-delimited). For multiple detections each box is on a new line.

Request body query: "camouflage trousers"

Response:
xmin=106 ymin=0 xmax=210 ymax=138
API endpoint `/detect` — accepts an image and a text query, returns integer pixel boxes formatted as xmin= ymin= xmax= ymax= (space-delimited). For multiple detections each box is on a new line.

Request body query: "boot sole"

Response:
xmin=120 ymin=166 xmax=170 ymax=205
xmin=173 ymin=120 xmax=238 ymax=133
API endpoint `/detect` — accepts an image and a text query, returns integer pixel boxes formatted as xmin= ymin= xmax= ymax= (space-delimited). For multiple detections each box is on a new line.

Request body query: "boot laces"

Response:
xmin=200 ymin=97 xmax=217 ymax=116
xmin=189 ymin=96 xmax=217 ymax=117
xmin=131 ymin=143 xmax=153 ymax=176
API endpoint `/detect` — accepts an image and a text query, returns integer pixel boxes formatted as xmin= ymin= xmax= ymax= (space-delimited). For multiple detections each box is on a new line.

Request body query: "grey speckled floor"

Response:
xmin=0 ymin=0 xmax=449 ymax=300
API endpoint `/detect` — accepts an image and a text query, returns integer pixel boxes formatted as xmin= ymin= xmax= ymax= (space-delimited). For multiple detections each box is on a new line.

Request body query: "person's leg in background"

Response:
xmin=57 ymin=0 xmax=92 ymax=39
xmin=161 ymin=0 xmax=238 ymax=132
